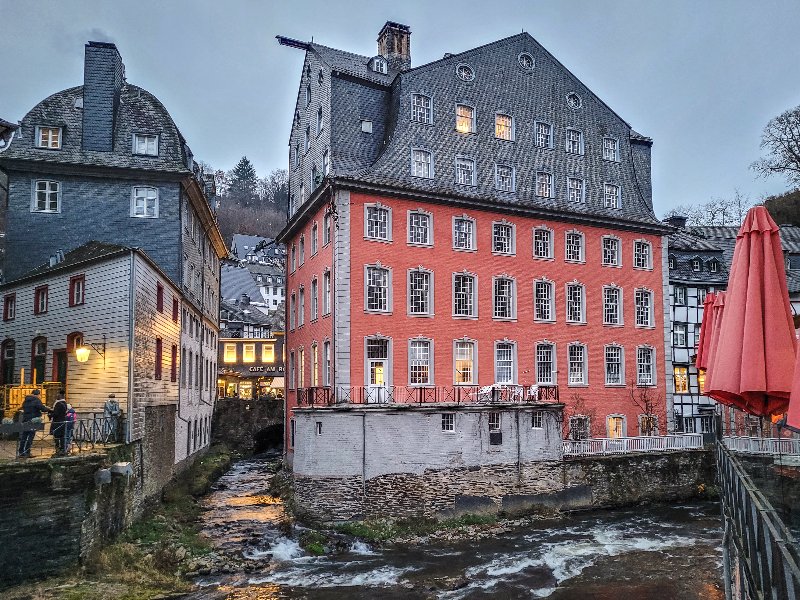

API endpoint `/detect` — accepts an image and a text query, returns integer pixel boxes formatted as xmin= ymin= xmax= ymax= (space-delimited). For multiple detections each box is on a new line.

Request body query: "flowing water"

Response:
xmin=189 ymin=455 xmax=724 ymax=600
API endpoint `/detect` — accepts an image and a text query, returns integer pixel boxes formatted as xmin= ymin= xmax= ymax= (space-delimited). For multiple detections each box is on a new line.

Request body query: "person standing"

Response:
xmin=18 ymin=389 xmax=51 ymax=458
xmin=64 ymin=403 xmax=76 ymax=455
xmin=50 ymin=391 xmax=68 ymax=456
xmin=103 ymin=394 xmax=121 ymax=441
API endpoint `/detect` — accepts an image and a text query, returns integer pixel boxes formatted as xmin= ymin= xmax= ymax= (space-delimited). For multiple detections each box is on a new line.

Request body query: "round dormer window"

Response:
xmin=518 ymin=52 xmax=535 ymax=71
xmin=455 ymin=63 xmax=475 ymax=82
xmin=566 ymin=92 xmax=582 ymax=109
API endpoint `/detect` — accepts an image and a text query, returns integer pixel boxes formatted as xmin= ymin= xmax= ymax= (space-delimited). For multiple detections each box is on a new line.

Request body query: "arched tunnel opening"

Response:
xmin=253 ymin=424 xmax=284 ymax=454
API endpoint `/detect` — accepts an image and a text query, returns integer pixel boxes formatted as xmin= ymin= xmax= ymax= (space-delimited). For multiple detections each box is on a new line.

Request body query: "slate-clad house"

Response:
xmin=0 ymin=42 xmax=226 ymax=463
xmin=277 ymin=22 xmax=671 ymax=463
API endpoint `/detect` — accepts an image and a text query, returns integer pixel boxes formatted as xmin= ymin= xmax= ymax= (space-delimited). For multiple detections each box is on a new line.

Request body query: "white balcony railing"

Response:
xmin=563 ymin=434 xmax=704 ymax=457
xmin=723 ymin=436 xmax=800 ymax=456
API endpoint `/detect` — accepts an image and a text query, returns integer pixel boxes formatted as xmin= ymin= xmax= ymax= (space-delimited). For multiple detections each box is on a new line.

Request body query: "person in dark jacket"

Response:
xmin=51 ymin=391 xmax=68 ymax=456
xmin=18 ymin=389 xmax=51 ymax=458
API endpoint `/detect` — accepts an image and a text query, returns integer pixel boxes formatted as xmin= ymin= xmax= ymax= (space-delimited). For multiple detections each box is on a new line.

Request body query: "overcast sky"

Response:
xmin=2 ymin=0 xmax=799 ymax=216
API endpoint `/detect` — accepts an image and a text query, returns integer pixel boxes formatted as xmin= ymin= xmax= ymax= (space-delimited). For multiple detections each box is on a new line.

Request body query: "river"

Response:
xmin=188 ymin=455 xmax=724 ymax=599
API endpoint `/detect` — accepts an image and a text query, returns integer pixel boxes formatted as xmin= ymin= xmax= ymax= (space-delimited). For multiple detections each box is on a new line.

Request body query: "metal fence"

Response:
xmin=563 ymin=434 xmax=704 ymax=456
xmin=295 ymin=384 xmax=559 ymax=407
xmin=723 ymin=436 xmax=800 ymax=456
xmin=0 ymin=413 xmax=123 ymax=460
xmin=717 ymin=441 xmax=800 ymax=599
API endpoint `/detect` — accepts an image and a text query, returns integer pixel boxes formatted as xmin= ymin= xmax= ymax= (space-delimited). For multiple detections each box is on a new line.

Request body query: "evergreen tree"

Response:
xmin=227 ymin=156 xmax=259 ymax=207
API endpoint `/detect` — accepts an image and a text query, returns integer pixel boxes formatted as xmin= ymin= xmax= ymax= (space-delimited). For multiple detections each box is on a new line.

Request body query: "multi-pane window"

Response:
xmin=299 ymin=237 xmax=305 ymax=265
xmin=411 ymin=94 xmax=432 ymax=123
xmin=298 ymin=288 xmax=305 ymax=326
xmin=289 ymin=294 xmax=296 ymax=329
xmin=454 ymin=217 xmax=475 ymax=250
xmin=453 ymin=273 xmax=476 ymax=317
xmin=692 ymin=258 xmax=702 ymax=272
xmin=411 ymin=149 xmax=432 ymax=178
xmin=408 ymin=211 xmax=431 ymax=245
xmin=37 ymin=126 xmax=62 ymax=148
xmin=34 ymin=286 xmax=48 ymax=314
xmin=565 ymin=128 xmax=583 ymax=154
xmin=532 ymin=411 xmax=544 ymax=429
xmin=604 ymin=183 xmax=621 ymax=208
xmin=409 ymin=339 xmax=432 ymax=385
xmin=366 ymin=266 xmax=390 ymax=312
xmin=674 ymin=286 xmax=687 ymax=305
xmin=323 ymin=212 xmax=332 ymax=245
xmin=668 ymin=256 xmax=675 ymax=269
xmin=323 ymin=341 xmax=331 ymax=386
xmin=602 ymin=237 xmax=621 ymax=266
xmin=366 ymin=205 xmax=390 ymax=240
xmin=674 ymin=367 xmax=689 ymax=393
xmin=243 ymin=343 xmax=256 ymax=363
xmin=312 ymin=344 xmax=319 ymax=387
xmin=566 ymin=284 xmax=584 ymax=323
xmin=605 ymin=346 xmax=624 ymax=385
xmin=69 ymin=275 xmax=85 ymax=306
xmin=311 ymin=279 xmax=318 ymax=320
xmin=535 ymin=122 xmax=552 ymax=148
xmin=533 ymin=228 xmax=552 ymax=259
xmin=568 ymin=344 xmax=586 ymax=385
xmin=322 ymin=149 xmax=330 ymax=175
xmin=455 ymin=340 xmax=475 ymax=384
xmin=534 ymin=279 xmax=554 ymax=321
xmin=311 ymin=223 xmax=318 ymax=255
xmin=495 ymin=164 xmax=515 ymax=192
xmin=492 ymin=222 xmax=514 ymax=254
xmin=634 ymin=241 xmax=652 ymax=269
xmin=493 ymin=278 xmax=515 ymax=319
xmin=489 ymin=412 xmax=501 ymax=431
xmin=223 ymin=343 xmax=237 ymax=363
xmin=3 ymin=294 xmax=15 ymax=321
xmin=603 ymin=137 xmax=619 ymax=161
xmin=569 ymin=416 xmax=590 ymax=440
xmin=304 ymin=126 xmax=310 ymax=153
xmin=710 ymin=261 xmax=719 ymax=273
xmin=316 ymin=106 xmax=323 ymax=135
xmin=262 ymin=343 xmax=276 ymax=363
xmin=536 ymin=172 xmax=553 ymax=198
xmin=536 ymin=343 xmax=555 ymax=384
xmin=33 ymin=180 xmax=60 ymax=212
xmin=298 ymin=348 xmax=305 ymax=388
xmin=603 ymin=286 xmax=622 ymax=325
xmin=637 ymin=347 xmax=655 ymax=386
xmin=567 ymin=177 xmax=584 ymax=203
xmin=495 ymin=114 xmax=513 ymax=140
xmin=455 ymin=157 xmax=476 ymax=185
xmin=408 ymin=270 xmax=432 ymax=315
xmin=133 ymin=133 xmax=158 ymax=156
xmin=456 ymin=104 xmax=475 ymax=133
xmin=442 ymin=413 xmax=455 ymax=432
xmin=323 ymin=271 xmax=331 ymax=315
xmin=495 ymin=343 xmax=515 ymax=384
xmin=673 ymin=322 xmax=687 ymax=346
xmin=635 ymin=289 xmax=653 ymax=327
xmin=132 ymin=186 xmax=158 ymax=218
xmin=565 ymin=231 xmax=584 ymax=262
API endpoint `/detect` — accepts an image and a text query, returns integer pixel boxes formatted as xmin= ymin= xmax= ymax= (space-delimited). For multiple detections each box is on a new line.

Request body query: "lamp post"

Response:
xmin=75 ymin=335 xmax=107 ymax=368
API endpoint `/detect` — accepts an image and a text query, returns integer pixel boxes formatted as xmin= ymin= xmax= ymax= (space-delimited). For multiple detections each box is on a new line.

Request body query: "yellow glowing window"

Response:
xmin=243 ymin=343 xmax=256 ymax=363
xmin=674 ymin=367 xmax=689 ymax=393
xmin=698 ymin=369 xmax=706 ymax=394
xmin=456 ymin=104 xmax=474 ymax=134
xmin=223 ymin=344 xmax=237 ymax=363
xmin=495 ymin=114 xmax=513 ymax=140
xmin=262 ymin=343 xmax=275 ymax=363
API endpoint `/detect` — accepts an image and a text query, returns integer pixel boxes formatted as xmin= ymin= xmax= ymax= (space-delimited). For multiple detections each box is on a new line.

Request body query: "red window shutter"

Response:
xmin=171 ymin=344 xmax=177 ymax=382
xmin=155 ymin=338 xmax=163 ymax=380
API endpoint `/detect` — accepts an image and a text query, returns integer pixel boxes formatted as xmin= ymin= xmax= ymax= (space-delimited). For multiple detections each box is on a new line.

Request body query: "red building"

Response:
xmin=278 ymin=23 xmax=670 ymax=463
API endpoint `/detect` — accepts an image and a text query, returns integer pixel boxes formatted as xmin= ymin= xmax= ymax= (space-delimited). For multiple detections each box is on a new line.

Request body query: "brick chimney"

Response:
xmin=664 ymin=215 xmax=688 ymax=229
xmin=377 ymin=21 xmax=411 ymax=71
xmin=82 ymin=41 xmax=125 ymax=151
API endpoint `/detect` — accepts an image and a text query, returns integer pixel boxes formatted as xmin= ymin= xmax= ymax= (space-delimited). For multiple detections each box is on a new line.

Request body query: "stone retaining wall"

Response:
xmin=213 ymin=398 xmax=283 ymax=453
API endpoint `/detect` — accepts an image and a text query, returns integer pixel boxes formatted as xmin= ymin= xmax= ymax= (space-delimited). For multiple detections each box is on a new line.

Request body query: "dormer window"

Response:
xmin=692 ymin=258 xmax=702 ymax=272
xmin=710 ymin=260 xmax=719 ymax=273
xmin=36 ymin=126 xmax=61 ymax=149
xmin=372 ymin=57 xmax=388 ymax=74
xmin=133 ymin=133 xmax=159 ymax=156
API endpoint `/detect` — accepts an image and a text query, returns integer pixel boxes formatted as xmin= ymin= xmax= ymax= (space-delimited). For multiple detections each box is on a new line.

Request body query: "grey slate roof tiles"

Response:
xmin=2 ymin=240 xmax=130 ymax=284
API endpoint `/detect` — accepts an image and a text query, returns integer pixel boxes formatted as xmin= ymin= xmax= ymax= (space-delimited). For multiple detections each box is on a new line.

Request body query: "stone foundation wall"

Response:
xmin=213 ymin=398 xmax=283 ymax=453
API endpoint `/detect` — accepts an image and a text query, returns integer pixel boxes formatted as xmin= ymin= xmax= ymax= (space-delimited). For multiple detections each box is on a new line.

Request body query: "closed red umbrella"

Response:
xmin=706 ymin=206 xmax=796 ymax=417
xmin=695 ymin=292 xmax=717 ymax=370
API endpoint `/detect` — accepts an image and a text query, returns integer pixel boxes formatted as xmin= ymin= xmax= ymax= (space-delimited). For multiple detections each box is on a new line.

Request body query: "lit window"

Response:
xmin=133 ymin=133 xmax=159 ymax=156
xmin=565 ymin=231 xmax=584 ymax=262
xmin=495 ymin=343 xmax=515 ymax=383
xmin=567 ymin=177 xmax=584 ymax=203
xmin=536 ymin=172 xmax=552 ymax=198
xmin=456 ymin=105 xmax=475 ymax=133
xmin=605 ymin=346 xmax=624 ymax=385
xmin=534 ymin=279 xmax=554 ymax=321
xmin=637 ymin=347 xmax=655 ymax=386
xmin=366 ymin=205 xmax=391 ymax=240
xmin=634 ymin=241 xmax=652 ymax=269
xmin=698 ymin=369 xmax=706 ymax=394
xmin=602 ymin=237 xmax=621 ymax=266
xmin=366 ymin=265 xmax=390 ymax=312
xmin=411 ymin=149 xmax=432 ymax=178
xmin=566 ymin=283 xmax=585 ymax=323
xmin=408 ymin=269 xmax=432 ymax=315
xmin=534 ymin=122 xmax=552 ymax=148
xmin=262 ymin=343 xmax=275 ymax=363
xmin=603 ymin=137 xmax=619 ymax=161
xmin=33 ymin=180 xmax=60 ymax=213
xmin=495 ymin=114 xmax=514 ymax=140
xmin=568 ymin=344 xmax=586 ymax=385
xmin=408 ymin=211 xmax=431 ymax=245
xmin=312 ymin=344 xmax=319 ymax=387
xmin=536 ymin=343 xmax=555 ymax=385
xmin=494 ymin=277 xmax=515 ymax=319
xmin=242 ymin=343 xmax=256 ymax=363
xmin=635 ymin=289 xmax=653 ymax=327
xmin=454 ymin=217 xmax=476 ymax=250
xmin=566 ymin=128 xmax=583 ymax=154
xmin=411 ymin=94 xmax=432 ymax=124
xmin=409 ymin=339 xmax=432 ymax=385
xmin=533 ymin=227 xmax=552 ymax=259
xmin=453 ymin=273 xmax=476 ymax=317
xmin=604 ymin=184 xmax=621 ymax=209
xmin=674 ymin=366 xmax=689 ymax=393
xmin=603 ymin=286 xmax=622 ymax=325
xmin=69 ymin=275 xmax=85 ymax=307
xmin=37 ymin=126 xmax=61 ymax=149
xmin=442 ymin=413 xmax=455 ymax=432
xmin=493 ymin=222 xmax=514 ymax=255
xmin=455 ymin=340 xmax=475 ymax=384
xmin=455 ymin=157 xmax=476 ymax=185
xmin=132 ymin=186 xmax=158 ymax=218
xmin=224 ymin=344 xmax=237 ymax=363
xmin=495 ymin=164 xmax=515 ymax=192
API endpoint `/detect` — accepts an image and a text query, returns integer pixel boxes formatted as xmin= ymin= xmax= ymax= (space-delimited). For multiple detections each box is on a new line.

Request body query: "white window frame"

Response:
xmin=408 ymin=337 xmax=434 ymax=386
xmin=131 ymin=186 xmax=159 ymax=218
xmin=637 ymin=345 xmax=656 ymax=387
xmin=532 ymin=226 xmax=554 ymax=260
xmin=453 ymin=215 xmax=477 ymax=251
xmin=710 ymin=260 xmax=719 ymax=273
xmin=323 ymin=340 xmax=331 ymax=386
xmin=36 ymin=126 xmax=62 ymax=149
xmin=565 ymin=230 xmax=585 ymax=263
xmin=602 ymin=137 xmax=620 ymax=161
xmin=323 ymin=212 xmax=332 ymax=246
xmin=494 ymin=113 xmax=515 ymax=141
xmin=407 ymin=267 xmax=434 ymax=317
xmin=603 ymin=183 xmax=621 ymax=209
xmin=407 ymin=209 xmax=433 ymax=246
xmin=311 ymin=222 xmax=318 ymax=255
xmin=603 ymin=285 xmax=624 ymax=326
xmin=297 ymin=286 xmax=305 ymax=327
xmin=442 ymin=413 xmax=455 ymax=432
xmin=535 ymin=341 xmax=556 ymax=385
xmin=133 ymin=133 xmax=159 ymax=156
xmin=567 ymin=343 xmax=588 ymax=386
xmin=455 ymin=156 xmax=476 ymax=186
xmin=534 ymin=278 xmax=555 ymax=322
xmin=604 ymin=345 xmax=625 ymax=386
xmin=454 ymin=338 xmax=478 ymax=385
xmin=410 ymin=147 xmax=433 ymax=178
xmin=31 ymin=180 xmax=61 ymax=213
xmin=494 ymin=163 xmax=515 ymax=192
xmin=452 ymin=271 xmax=477 ymax=318
xmin=601 ymin=236 xmax=622 ymax=267
xmin=531 ymin=411 xmax=544 ymax=429
xmin=372 ymin=57 xmax=388 ymax=74
xmin=565 ymin=282 xmax=586 ymax=324
xmin=411 ymin=93 xmax=433 ymax=124
xmin=364 ymin=335 xmax=392 ymax=388
xmin=536 ymin=171 xmax=553 ymax=198
xmin=364 ymin=203 xmax=392 ymax=242
xmin=494 ymin=340 xmax=517 ymax=384
xmin=492 ymin=220 xmax=516 ymax=255
xmin=455 ymin=104 xmax=476 ymax=134
xmin=633 ymin=240 xmax=653 ymax=270
xmin=565 ymin=128 xmax=584 ymax=155
xmin=607 ymin=414 xmax=627 ymax=438
xmin=691 ymin=258 xmax=702 ymax=272
xmin=322 ymin=269 xmax=331 ymax=316
xmin=493 ymin=276 xmax=517 ymax=320
xmin=311 ymin=278 xmax=318 ymax=321
xmin=567 ymin=177 xmax=586 ymax=203
xmin=534 ymin=121 xmax=553 ymax=148
xmin=634 ymin=288 xmax=654 ymax=328
xmin=674 ymin=285 xmax=687 ymax=305
xmin=364 ymin=263 xmax=392 ymax=314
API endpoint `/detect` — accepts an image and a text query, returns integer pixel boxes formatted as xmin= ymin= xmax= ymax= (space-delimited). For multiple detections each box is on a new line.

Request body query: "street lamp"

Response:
xmin=75 ymin=335 xmax=107 ymax=365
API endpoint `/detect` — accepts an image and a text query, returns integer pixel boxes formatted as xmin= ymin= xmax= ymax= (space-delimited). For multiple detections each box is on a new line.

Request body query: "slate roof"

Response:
xmin=0 ymin=84 xmax=191 ymax=174
xmin=311 ymin=43 xmax=399 ymax=86
xmin=1 ymin=241 xmax=130 ymax=285
xmin=231 ymin=234 xmax=271 ymax=257
xmin=220 ymin=298 xmax=275 ymax=326
xmin=220 ymin=261 xmax=267 ymax=304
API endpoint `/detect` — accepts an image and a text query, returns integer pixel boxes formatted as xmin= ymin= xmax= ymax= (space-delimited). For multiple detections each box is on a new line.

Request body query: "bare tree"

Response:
xmin=662 ymin=190 xmax=754 ymax=227
xmin=565 ymin=393 xmax=597 ymax=440
xmin=752 ymin=104 xmax=800 ymax=186
xmin=627 ymin=377 xmax=666 ymax=436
